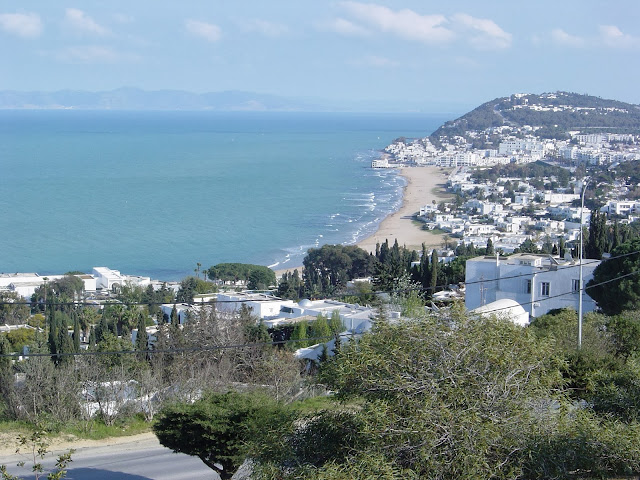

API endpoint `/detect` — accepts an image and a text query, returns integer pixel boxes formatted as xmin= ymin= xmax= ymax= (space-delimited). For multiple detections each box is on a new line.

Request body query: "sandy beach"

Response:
xmin=356 ymin=165 xmax=450 ymax=254
xmin=275 ymin=166 xmax=450 ymax=277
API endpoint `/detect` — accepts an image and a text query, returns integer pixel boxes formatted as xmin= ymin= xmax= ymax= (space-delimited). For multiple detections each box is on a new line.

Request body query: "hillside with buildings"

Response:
xmin=430 ymin=91 xmax=640 ymax=142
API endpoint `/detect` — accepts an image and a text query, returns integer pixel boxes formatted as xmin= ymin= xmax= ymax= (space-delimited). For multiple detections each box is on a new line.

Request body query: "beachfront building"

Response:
xmin=92 ymin=267 xmax=127 ymax=292
xmin=465 ymin=253 xmax=600 ymax=318
xmin=215 ymin=292 xmax=297 ymax=319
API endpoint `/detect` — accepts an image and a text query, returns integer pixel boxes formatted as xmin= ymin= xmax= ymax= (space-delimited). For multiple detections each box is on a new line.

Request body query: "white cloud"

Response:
xmin=239 ymin=18 xmax=288 ymax=37
xmin=55 ymin=45 xmax=136 ymax=63
xmin=599 ymin=25 xmax=639 ymax=48
xmin=451 ymin=13 xmax=511 ymax=50
xmin=65 ymin=8 xmax=109 ymax=35
xmin=340 ymin=1 xmax=454 ymax=44
xmin=550 ymin=28 xmax=586 ymax=47
xmin=324 ymin=17 xmax=370 ymax=37
xmin=185 ymin=19 xmax=221 ymax=42
xmin=0 ymin=12 xmax=42 ymax=38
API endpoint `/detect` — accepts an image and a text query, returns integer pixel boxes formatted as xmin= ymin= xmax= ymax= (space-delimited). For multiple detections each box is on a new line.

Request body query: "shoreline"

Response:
xmin=356 ymin=165 xmax=450 ymax=253
xmin=275 ymin=165 xmax=450 ymax=277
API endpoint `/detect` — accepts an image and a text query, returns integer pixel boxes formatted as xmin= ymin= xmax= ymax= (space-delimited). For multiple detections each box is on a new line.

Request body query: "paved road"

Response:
xmin=0 ymin=435 xmax=218 ymax=480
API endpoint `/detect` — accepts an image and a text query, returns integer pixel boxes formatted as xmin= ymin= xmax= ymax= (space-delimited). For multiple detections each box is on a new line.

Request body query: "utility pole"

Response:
xmin=578 ymin=177 xmax=590 ymax=350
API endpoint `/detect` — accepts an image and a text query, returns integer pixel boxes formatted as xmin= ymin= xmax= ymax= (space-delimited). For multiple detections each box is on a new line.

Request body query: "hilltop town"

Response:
xmin=376 ymin=91 xmax=640 ymax=255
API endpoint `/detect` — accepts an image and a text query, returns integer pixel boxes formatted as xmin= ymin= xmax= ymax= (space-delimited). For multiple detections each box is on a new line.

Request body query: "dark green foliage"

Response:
xmin=309 ymin=314 xmax=331 ymax=342
xmin=586 ymin=209 xmax=608 ymax=259
xmin=290 ymin=321 xmax=308 ymax=349
xmin=0 ymin=334 xmax=12 ymax=375
xmin=304 ymin=244 xmax=376 ymax=296
xmin=587 ymin=238 xmax=640 ymax=315
xmin=257 ymin=310 xmax=640 ymax=478
xmin=207 ymin=263 xmax=276 ymax=288
xmin=72 ymin=311 xmax=80 ymax=353
xmin=170 ymin=304 xmax=179 ymax=326
xmin=142 ymin=283 xmax=174 ymax=316
xmin=429 ymin=249 xmax=438 ymax=297
xmin=153 ymin=391 xmax=293 ymax=480
xmin=176 ymin=276 xmax=214 ymax=303
xmin=277 ymin=269 xmax=303 ymax=300
xmin=135 ymin=313 xmax=149 ymax=361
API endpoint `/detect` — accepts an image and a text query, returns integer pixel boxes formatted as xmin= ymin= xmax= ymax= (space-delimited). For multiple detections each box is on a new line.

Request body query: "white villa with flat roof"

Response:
xmin=465 ymin=253 xmax=600 ymax=318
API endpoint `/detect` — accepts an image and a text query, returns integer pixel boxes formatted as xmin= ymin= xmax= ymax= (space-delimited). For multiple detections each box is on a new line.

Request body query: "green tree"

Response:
xmin=0 ymin=292 xmax=30 ymax=325
xmin=429 ymin=249 xmax=438 ymax=298
xmin=486 ymin=238 xmax=494 ymax=255
xmin=153 ymin=391 xmax=293 ymax=480
xmin=290 ymin=321 xmax=308 ymax=349
xmin=328 ymin=310 xmax=343 ymax=335
xmin=135 ymin=312 xmax=149 ymax=361
xmin=587 ymin=238 xmax=640 ymax=315
xmin=309 ymin=314 xmax=331 ymax=343
xmin=259 ymin=312 xmax=567 ymax=478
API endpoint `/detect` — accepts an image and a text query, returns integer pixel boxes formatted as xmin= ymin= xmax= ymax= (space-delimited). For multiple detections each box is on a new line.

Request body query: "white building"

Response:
xmin=215 ymin=292 xmax=297 ymax=319
xmin=465 ymin=253 xmax=600 ymax=318
xmin=92 ymin=267 xmax=127 ymax=292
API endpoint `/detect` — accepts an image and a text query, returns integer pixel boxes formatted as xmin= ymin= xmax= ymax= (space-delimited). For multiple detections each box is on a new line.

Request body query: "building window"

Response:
xmin=572 ymin=279 xmax=580 ymax=293
xmin=541 ymin=282 xmax=550 ymax=296
xmin=526 ymin=279 xmax=532 ymax=294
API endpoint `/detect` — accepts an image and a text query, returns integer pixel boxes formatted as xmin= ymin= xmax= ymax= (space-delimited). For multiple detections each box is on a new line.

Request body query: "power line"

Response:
xmin=2 ymin=249 xmax=640 ymax=307
xmin=0 ymin=333 xmax=346 ymax=359
xmin=3 ymin=267 xmax=640 ymax=360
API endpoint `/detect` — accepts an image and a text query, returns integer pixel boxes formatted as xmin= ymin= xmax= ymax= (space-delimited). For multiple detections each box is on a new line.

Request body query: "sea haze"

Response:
xmin=0 ymin=110 xmax=448 ymax=281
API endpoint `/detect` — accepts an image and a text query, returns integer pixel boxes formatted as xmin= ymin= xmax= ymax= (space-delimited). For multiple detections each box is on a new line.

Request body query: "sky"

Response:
xmin=1 ymin=1 xmax=639 ymax=111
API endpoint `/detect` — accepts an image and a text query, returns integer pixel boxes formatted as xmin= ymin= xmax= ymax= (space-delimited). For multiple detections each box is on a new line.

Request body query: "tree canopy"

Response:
xmin=153 ymin=390 xmax=293 ymax=480
xmin=207 ymin=263 xmax=276 ymax=288
xmin=587 ymin=237 xmax=640 ymax=315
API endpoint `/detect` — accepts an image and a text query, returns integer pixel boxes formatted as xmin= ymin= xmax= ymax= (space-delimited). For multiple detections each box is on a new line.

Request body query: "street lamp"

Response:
xmin=578 ymin=177 xmax=590 ymax=349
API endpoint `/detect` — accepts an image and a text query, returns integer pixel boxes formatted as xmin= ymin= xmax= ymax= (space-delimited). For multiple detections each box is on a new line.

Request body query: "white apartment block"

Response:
xmin=465 ymin=254 xmax=600 ymax=318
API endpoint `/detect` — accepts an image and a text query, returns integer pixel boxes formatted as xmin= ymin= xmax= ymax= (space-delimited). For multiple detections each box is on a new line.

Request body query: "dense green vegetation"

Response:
xmin=470 ymin=160 xmax=570 ymax=184
xmin=154 ymin=307 xmax=640 ymax=479
xmin=207 ymin=263 xmax=276 ymax=289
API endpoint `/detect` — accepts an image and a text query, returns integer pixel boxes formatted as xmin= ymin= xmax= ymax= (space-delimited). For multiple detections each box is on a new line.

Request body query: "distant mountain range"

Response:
xmin=0 ymin=87 xmax=326 ymax=111
xmin=431 ymin=91 xmax=640 ymax=139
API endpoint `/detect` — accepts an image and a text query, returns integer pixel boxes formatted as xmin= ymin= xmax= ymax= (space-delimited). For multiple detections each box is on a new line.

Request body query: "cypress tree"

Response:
xmin=171 ymin=304 xmax=179 ymax=327
xmin=290 ymin=321 xmax=308 ymax=349
xmin=56 ymin=316 xmax=73 ymax=366
xmin=135 ymin=313 xmax=149 ymax=361
xmin=73 ymin=311 xmax=81 ymax=352
xmin=430 ymin=249 xmax=439 ymax=297
xmin=0 ymin=334 xmax=12 ymax=375
xmin=486 ymin=238 xmax=494 ymax=255
xmin=88 ymin=326 xmax=96 ymax=348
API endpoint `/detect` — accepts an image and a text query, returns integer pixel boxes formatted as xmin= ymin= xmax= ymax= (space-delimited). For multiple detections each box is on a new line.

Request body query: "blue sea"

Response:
xmin=0 ymin=110 xmax=450 ymax=281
